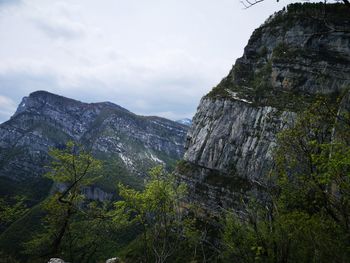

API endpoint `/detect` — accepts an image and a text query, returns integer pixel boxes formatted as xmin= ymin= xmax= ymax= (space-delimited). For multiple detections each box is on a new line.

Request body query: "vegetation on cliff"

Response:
xmin=222 ymin=93 xmax=350 ymax=262
xmin=206 ymin=2 xmax=350 ymax=111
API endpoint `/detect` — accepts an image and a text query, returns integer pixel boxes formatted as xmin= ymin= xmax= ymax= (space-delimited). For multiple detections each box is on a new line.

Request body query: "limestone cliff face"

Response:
xmin=0 ymin=91 xmax=188 ymax=201
xmin=179 ymin=3 xmax=350 ymax=212
xmin=184 ymin=99 xmax=295 ymax=180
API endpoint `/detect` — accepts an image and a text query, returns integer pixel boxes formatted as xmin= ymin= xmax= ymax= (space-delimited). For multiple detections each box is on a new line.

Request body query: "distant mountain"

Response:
xmin=176 ymin=118 xmax=192 ymax=126
xmin=0 ymin=90 xmax=188 ymax=202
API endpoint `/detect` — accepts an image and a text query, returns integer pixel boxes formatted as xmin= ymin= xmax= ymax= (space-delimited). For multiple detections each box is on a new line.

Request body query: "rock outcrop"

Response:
xmin=178 ymin=3 xmax=350 ymax=213
xmin=106 ymin=257 xmax=121 ymax=263
xmin=0 ymin=91 xmax=188 ymax=202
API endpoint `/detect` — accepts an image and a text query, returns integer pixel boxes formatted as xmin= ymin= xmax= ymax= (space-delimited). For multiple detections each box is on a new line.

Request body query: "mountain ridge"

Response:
xmin=178 ymin=3 xmax=350 ymax=213
xmin=0 ymin=90 xmax=188 ymax=202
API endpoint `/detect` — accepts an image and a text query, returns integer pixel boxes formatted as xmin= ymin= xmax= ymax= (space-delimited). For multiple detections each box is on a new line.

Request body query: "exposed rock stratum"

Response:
xmin=178 ymin=3 xmax=350 ymax=213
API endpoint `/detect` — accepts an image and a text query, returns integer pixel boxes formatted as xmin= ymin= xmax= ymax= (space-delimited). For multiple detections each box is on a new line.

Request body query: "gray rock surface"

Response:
xmin=184 ymin=99 xmax=295 ymax=180
xmin=0 ymin=91 xmax=188 ymax=201
xmin=179 ymin=3 xmax=350 ymax=213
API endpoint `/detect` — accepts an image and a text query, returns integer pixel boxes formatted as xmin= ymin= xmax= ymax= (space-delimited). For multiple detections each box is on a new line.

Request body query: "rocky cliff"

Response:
xmin=0 ymin=91 xmax=188 ymax=202
xmin=178 ymin=3 xmax=350 ymax=213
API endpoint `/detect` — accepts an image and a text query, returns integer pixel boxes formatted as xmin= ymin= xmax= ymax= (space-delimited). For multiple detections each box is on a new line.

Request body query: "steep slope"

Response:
xmin=0 ymin=90 xmax=188 ymax=202
xmin=178 ymin=3 xmax=350 ymax=213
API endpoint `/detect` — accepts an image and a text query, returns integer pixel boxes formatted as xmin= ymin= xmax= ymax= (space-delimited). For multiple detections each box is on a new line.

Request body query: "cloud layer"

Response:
xmin=0 ymin=0 xmax=291 ymax=123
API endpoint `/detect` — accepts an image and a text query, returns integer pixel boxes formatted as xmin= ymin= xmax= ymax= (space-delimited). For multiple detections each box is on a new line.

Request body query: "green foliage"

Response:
xmin=221 ymin=94 xmax=350 ymax=262
xmin=262 ymin=3 xmax=349 ymax=31
xmin=24 ymin=195 xmax=68 ymax=257
xmin=0 ymin=146 xmax=52 ymax=205
xmin=0 ymin=195 xmax=29 ymax=261
xmin=93 ymin=153 xmax=143 ymax=193
xmin=272 ymin=42 xmax=293 ymax=60
xmin=0 ymin=203 xmax=45 ymax=262
xmin=23 ymin=141 xmax=109 ymax=262
xmin=176 ymin=160 xmax=197 ymax=174
xmin=250 ymin=61 xmax=272 ymax=101
xmin=1 ymin=143 xmax=186 ymax=262
xmin=113 ymin=165 xmax=199 ymax=263
xmin=0 ymin=196 xmax=28 ymax=233
xmin=58 ymin=201 xmax=120 ymax=263
xmin=45 ymin=141 xmax=102 ymax=186
xmin=205 ymin=2 xmax=349 ymax=113
xmin=204 ymin=57 xmax=316 ymax=112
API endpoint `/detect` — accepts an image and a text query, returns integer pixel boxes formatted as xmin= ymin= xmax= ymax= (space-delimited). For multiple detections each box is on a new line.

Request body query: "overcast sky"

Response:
xmin=0 ymin=0 xmax=294 ymax=123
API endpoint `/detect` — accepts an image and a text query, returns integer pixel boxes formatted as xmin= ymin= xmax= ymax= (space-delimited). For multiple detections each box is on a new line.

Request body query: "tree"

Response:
xmin=58 ymin=201 xmax=119 ymax=263
xmin=222 ymin=93 xmax=350 ymax=262
xmin=24 ymin=141 xmax=102 ymax=260
xmin=0 ymin=196 xmax=28 ymax=234
xmin=113 ymin=165 xmax=189 ymax=263
xmin=0 ymin=196 xmax=28 ymax=263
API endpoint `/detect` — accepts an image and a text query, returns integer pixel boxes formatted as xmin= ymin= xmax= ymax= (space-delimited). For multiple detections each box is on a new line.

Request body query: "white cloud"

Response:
xmin=0 ymin=0 xmax=293 ymax=123
xmin=31 ymin=17 xmax=85 ymax=40
xmin=21 ymin=1 xmax=87 ymax=40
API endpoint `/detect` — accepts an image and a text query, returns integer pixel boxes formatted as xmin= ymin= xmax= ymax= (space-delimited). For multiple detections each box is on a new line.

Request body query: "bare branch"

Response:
xmin=240 ymin=0 xmax=265 ymax=9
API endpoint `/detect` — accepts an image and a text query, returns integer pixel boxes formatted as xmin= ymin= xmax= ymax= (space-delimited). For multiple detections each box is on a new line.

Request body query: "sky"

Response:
xmin=0 ymin=0 xmax=294 ymax=123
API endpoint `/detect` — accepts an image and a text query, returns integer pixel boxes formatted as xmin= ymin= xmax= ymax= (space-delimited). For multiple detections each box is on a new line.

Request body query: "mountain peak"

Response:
xmin=12 ymin=90 xmax=132 ymax=120
xmin=30 ymin=90 xmax=60 ymax=97
xmin=29 ymin=90 xmax=84 ymax=105
xmin=1 ymin=89 xmax=188 ymax=180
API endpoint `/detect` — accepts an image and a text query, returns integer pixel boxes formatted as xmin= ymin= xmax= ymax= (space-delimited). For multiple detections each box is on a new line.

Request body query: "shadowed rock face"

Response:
xmin=179 ymin=3 xmax=350 ymax=213
xmin=0 ymin=90 xmax=188 ymax=201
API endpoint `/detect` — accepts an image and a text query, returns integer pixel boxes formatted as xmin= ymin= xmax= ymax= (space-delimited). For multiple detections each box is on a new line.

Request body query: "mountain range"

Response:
xmin=0 ymin=90 xmax=188 ymax=203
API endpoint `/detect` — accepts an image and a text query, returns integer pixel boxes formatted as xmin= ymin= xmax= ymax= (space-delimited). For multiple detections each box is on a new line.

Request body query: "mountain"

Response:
xmin=0 ymin=90 xmax=188 ymax=202
xmin=177 ymin=3 xmax=350 ymax=213
xmin=176 ymin=118 xmax=192 ymax=126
